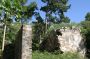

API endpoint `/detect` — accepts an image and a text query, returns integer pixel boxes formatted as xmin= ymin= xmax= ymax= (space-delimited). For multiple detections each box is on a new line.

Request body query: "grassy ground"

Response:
xmin=0 ymin=50 xmax=86 ymax=59
xmin=32 ymin=51 xmax=86 ymax=59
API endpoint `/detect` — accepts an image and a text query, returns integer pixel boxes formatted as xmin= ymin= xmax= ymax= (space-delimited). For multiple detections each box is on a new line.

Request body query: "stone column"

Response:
xmin=15 ymin=25 xmax=32 ymax=59
xmin=22 ymin=25 xmax=32 ymax=59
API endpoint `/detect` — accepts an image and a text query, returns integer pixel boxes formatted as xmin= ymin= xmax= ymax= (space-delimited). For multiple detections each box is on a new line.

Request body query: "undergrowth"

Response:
xmin=32 ymin=51 xmax=86 ymax=59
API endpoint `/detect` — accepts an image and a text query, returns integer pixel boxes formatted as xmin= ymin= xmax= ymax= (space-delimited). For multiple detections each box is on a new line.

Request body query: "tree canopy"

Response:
xmin=85 ymin=12 xmax=90 ymax=21
xmin=41 ymin=0 xmax=71 ymax=23
xmin=0 ymin=0 xmax=37 ymax=24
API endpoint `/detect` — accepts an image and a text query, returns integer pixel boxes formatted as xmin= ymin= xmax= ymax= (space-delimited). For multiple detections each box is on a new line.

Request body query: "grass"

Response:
xmin=32 ymin=51 xmax=86 ymax=59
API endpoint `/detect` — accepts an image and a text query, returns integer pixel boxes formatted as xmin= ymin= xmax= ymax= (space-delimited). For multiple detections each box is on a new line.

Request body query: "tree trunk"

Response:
xmin=2 ymin=25 xmax=6 ymax=51
xmin=45 ymin=18 xmax=47 ymax=33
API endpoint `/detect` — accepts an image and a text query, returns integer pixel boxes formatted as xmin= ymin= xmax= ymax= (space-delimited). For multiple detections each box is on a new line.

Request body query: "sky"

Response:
xmin=25 ymin=0 xmax=90 ymax=23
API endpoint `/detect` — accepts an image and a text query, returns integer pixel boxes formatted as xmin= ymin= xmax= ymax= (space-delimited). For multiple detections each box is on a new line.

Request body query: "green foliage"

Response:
xmin=32 ymin=51 xmax=85 ymax=59
xmin=0 ymin=0 xmax=37 ymax=24
xmin=85 ymin=12 xmax=90 ymax=21
xmin=32 ymin=13 xmax=46 ymax=50
xmin=5 ymin=22 xmax=21 ymax=42
xmin=41 ymin=0 xmax=70 ymax=13
xmin=80 ymin=21 xmax=90 ymax=50
xmin=46 ymin=22 xmax=80 ymax=33
xmin=0 ymin=22 xmax=21 ymax=49
xmin=45 ymin=13 xmax=57 ymax=23
xmin=81 ymin=12 xmax=90 ymax=35
xmin=80 ymin=13 xmax=90 ymax=57
xmin=80 ymin=21 xmax=90 ymax=34
xmin=0 ymin=0 xmax=37 ymax=50
xmin=32 ymin=22 xmax=45 ymax=50
xmin=41 ymin=0 xmax=71 ymax=23
xmin=60 ymin=16 xmax=70 ymax=23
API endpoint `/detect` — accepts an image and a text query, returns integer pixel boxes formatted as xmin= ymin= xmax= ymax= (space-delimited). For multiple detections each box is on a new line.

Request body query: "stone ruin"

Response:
xmin=2 ymin=25 xmax=86 ymax=59
xmin=15 ymin=25 xmax=32 ymax=59
xmin=59 ymin=27 xmax=85 ymax=54
xmin=39 ymin=26 xmax=86 ymax=56
xmin=2 ymin=25 xmax=32 ymax=59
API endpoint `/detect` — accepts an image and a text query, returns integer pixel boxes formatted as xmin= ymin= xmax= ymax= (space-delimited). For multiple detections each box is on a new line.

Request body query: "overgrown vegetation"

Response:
xmin=80 ymin=21 xmax=90 ymax=57
xmin=46 ymin=22 xmax=80 ymax=33
xmin=0 ymin=0 xmax=90 ymax=59
xmin=32 ymin=51 xmax=85 ymax=59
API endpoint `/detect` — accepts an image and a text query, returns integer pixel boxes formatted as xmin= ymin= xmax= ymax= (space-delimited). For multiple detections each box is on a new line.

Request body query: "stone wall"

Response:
xmin=15 ymin=25 xmax=32 ymax=59
xmin=40 ymin=27 xmax=86 ymax=56
xmin=58 ymin=27 xmax=85 ymax=54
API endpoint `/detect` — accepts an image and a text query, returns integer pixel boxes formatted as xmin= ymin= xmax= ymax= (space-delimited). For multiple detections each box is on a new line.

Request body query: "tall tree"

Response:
xmin=0 ymin=0 xmax=37 ymax=51
xmin=80 ymin=12 xmax=90 ymax=57
xmin=41 ymin=0 xmax=70 ymax=31
xmin=32 ymin=13 xmax=45 ymax=50
xmin=41 ymin=0 xmax=70 ymax=22
xmin=85 ymin=12 xmax=90 ymax=21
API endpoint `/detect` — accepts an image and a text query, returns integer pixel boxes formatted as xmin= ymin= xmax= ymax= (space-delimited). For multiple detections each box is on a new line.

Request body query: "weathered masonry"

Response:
xmin=15 ymin=25 xmax=32 ymax=59
xmin=39 ymin=27 xmax=86 ymax=57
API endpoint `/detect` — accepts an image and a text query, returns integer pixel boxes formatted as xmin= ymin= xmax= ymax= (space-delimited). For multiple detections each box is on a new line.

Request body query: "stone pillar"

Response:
xmin=22 ymin=25 xmax=32 ymax=59
xmin=15 ymin=25 xmax=32 ymax=59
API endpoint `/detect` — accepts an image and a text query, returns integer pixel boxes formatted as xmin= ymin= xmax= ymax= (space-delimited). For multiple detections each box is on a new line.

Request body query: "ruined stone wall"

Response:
xmin=58 ymin=27 xmax=85 ymax=54
xmin=40 ymin=27 xmax=86 ymax=56
xmin=15 ymin=25 xmax=32 ymax=59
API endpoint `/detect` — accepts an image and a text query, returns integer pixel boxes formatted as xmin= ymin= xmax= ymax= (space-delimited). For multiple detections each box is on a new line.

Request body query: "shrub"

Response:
xmin=46 ymin=22 xmax=80 ymax=35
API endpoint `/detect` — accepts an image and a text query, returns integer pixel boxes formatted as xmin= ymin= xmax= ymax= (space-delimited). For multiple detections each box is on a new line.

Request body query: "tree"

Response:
xmin=81 ymin=12 xmax=90 ymax=34
xmin=80 ymin=12 xmax=90 ymax=57
xmin=58 ymin=12 xmax=70 ymax=23
xmin=41 ymin=0 xmax=70 ymax=31
xmin=85 ymin=12 xmax=90 ymax=21
xmin=32 ymin=13 xmax=45 ymax=50
xmin=0 ymin=0 xmax=24 ymax=51
xmin=41 ymin=0 xmax=70 ymax=22
xmin=0 ymin=0 xmax=37 ymax=51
